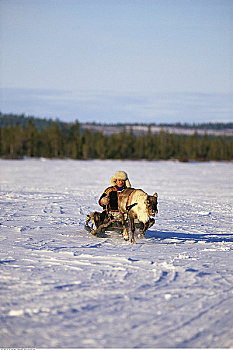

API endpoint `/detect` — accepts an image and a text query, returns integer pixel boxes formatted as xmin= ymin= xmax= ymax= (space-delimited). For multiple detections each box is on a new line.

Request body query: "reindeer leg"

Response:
xmin=121 ymin=213 xmax=129 ymax=241
xmin=138 ymin=221 xmax=150 ymax=239
xmin=129 ymin=215 xmax=136 ymax=243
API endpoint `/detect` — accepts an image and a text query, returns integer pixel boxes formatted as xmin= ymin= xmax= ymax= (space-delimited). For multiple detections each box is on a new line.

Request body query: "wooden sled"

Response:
xmin=84 ymin=210 xmax=145 ymax=236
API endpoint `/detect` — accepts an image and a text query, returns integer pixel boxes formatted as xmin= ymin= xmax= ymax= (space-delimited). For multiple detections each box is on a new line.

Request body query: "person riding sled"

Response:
xmin=98 ymin=170 xmax=155 ymax=233
xmin=85 ymin=171 xmax=132 ymax=233
xmin=85 ymin=170 xmax=156 ymax=237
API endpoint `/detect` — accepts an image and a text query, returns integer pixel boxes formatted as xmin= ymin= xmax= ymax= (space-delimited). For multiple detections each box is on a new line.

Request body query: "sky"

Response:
xmin=0 ymin=0 xmax=233 ymax=124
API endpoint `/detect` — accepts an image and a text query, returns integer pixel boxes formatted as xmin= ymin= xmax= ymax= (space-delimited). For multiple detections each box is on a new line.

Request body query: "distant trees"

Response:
xmin=0 ymin=113 xmax=232 ymax=161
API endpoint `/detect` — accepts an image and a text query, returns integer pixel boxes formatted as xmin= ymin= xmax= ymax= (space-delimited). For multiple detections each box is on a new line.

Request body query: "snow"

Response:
xmin=0 ymin=159 xmax=233 ymax=348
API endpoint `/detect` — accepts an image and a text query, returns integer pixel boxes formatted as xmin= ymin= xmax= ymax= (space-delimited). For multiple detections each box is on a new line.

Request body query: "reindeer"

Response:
xmin=86 ymin=188 xmax=158 ymax=243
xmin=118 ymin=188 xmax=158 ymax=243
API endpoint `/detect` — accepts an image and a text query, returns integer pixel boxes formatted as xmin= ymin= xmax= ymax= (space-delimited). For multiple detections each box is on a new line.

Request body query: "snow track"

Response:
xmin=0 ymin=159 xmax=233 ymax=348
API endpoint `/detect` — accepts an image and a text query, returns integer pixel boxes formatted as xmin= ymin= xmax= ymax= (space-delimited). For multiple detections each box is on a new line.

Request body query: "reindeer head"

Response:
xmin=147 ymin=192 xmax=158 ymax=216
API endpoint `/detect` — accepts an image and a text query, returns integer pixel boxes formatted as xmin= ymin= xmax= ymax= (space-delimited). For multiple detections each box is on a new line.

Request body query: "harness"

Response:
xmin=126 ymin=189 xmax=135 ymax=208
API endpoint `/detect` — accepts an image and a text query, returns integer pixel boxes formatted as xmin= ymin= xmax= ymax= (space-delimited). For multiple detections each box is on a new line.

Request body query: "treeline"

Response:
xmin=0 ymin=116 xmax=232 ymax=161
xmin=0 ymin=112 xmax=64 ymax=131
xmin=1 ymin=112 xmax=232 ymax=131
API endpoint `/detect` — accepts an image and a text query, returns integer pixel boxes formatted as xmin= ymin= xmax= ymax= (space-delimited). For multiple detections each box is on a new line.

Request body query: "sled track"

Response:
xmin=1 ymin=235 xmax=233 ymax=348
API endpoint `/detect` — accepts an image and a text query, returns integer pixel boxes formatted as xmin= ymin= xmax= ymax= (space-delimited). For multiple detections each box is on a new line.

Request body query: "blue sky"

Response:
xmin=0 ymin=0 xmax=232 ymax=123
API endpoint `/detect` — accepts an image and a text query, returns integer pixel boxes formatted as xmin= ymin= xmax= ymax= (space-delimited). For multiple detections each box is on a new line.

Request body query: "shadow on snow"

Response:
xmin=145 ymin=230 xmax=233 ymax=244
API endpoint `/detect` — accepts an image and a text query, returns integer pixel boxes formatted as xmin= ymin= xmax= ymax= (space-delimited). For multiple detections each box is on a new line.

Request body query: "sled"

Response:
xmin=84 ymin=211 xmax=144 ymax=236
xmin=84 ymin=220 xmax=128 ymax=234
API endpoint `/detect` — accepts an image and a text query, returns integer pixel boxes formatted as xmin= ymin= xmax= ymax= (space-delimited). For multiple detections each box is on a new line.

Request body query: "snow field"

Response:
xmin=0 ymin=159 xmax=233 ymax=348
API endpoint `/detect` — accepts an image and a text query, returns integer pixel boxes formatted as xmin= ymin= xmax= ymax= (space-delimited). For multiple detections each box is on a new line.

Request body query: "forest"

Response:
xmin=0 ymin=113 xmax=232 ymax=161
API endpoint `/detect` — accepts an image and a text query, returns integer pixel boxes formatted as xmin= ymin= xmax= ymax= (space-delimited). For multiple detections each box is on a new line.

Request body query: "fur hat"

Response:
xmin=110 ymin=171 xmax=131 ymax=188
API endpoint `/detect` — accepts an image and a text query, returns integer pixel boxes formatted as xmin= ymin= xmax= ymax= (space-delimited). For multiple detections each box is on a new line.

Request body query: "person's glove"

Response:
xmin=101 ymin=196 xmax=110 ymax=206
